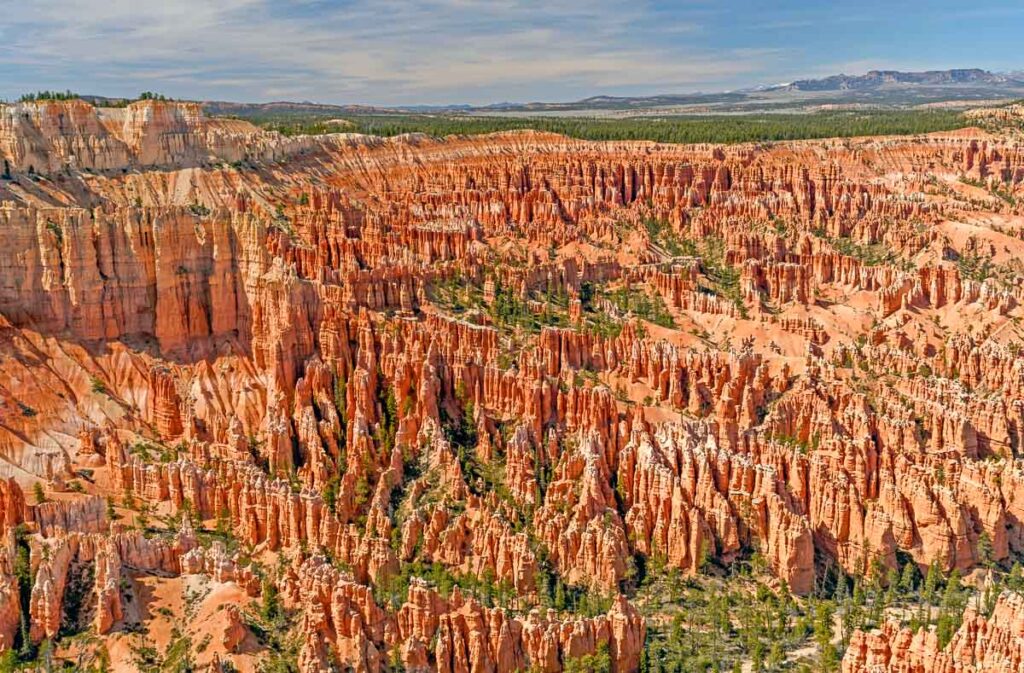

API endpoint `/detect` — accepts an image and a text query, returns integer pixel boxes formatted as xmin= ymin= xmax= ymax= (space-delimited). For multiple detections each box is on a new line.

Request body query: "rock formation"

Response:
xmin=0 ymin=98 xmax=1022 ymax=670
xmin=843 ymin=591 xmax=1024 ymax=672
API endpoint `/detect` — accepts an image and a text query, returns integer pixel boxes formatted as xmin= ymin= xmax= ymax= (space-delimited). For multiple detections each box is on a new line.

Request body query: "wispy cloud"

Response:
xmin=0 ymin=0 xmax=785 ymax=104
xmin=1 ymin=0 xmax=1019 ymax=105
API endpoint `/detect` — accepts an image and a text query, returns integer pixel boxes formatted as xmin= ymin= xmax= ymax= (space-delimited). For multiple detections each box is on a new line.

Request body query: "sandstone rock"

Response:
xmin=0 ymin=103 xmax=1023 ymax=670
xmin=221 ymin=604 xmax=247 ymax=653
xmin=843 ymin=591 xmax=1024 ymax=673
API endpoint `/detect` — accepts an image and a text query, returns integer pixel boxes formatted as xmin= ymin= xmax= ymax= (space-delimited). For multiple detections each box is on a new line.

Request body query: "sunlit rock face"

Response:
xmin=0 ymin=99 xmax=1023 ymax=671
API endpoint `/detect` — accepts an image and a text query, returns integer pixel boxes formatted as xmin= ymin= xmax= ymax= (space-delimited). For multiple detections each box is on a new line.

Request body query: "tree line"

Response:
xmin=251 ymin=109 xmax=970 ymax=145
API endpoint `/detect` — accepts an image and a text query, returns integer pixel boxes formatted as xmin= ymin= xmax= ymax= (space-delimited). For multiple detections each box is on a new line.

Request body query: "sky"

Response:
xmin=2 ymin=0 xmax=1023 ymax=106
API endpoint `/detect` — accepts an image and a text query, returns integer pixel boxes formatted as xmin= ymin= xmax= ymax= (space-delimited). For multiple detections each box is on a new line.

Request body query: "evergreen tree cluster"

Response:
xmin=252 ymin=109 xmax=969 ymax=145
xmin=17 ymin=90 xmax=79 ymax=102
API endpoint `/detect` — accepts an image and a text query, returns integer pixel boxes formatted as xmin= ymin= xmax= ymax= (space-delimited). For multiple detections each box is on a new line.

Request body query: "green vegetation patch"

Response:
xmin=245 ymin=109 xmax=970 ymax=145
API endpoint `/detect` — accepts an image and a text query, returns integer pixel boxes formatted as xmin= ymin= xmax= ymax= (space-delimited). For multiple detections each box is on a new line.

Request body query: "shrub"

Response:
xmin=89 ymin=376 xmax=107 ymax=394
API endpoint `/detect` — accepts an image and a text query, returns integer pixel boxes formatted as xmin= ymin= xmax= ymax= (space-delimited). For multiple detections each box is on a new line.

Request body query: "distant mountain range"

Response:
xmin=474 ymin=69 xmax=1024 ymax=115
xmin=768 ymin=68 xmax=1023 ymax=93
xmin=83 ymin=68 xmax=1024 ymax=119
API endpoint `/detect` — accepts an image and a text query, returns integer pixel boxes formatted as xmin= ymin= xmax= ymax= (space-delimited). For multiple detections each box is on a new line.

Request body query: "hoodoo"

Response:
xmin=0 ymin=96 xmax=1023 ymax=671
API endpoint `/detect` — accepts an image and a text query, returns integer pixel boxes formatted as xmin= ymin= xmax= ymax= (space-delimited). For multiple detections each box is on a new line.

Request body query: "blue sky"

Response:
xmin=2 ymin=1 xmax=1022 ymax=106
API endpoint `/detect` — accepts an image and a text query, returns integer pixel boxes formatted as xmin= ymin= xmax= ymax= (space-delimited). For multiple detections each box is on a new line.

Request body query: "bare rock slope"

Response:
xmin=0 ymin=99 xmax=1023 ymax=671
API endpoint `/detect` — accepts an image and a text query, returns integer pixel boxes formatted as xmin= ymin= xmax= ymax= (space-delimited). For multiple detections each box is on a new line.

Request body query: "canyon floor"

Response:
xmin=0 ymin=99 xmax=1023 ymax=672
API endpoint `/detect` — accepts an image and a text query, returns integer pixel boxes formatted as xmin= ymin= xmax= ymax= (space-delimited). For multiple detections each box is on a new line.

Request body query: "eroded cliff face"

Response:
xmin=0 ymin=100 xmax=1023 ymax=671
xmin=0 ymin=99 xmax=314 ymax=172
xmin=843 ymin=591 xmax=1024 ymax=672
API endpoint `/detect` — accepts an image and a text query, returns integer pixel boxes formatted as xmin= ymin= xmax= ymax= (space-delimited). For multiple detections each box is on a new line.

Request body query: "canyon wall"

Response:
xmin=0 ymin=100 xmax=1022 ymax=671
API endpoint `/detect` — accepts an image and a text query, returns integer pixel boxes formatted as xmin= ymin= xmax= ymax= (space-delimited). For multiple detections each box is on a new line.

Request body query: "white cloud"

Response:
xmin=0 ymin=0 xmax=788 ymax=104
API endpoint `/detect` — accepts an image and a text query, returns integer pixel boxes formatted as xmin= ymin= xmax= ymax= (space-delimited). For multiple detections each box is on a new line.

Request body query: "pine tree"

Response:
xmin=767 ymin=641 xmax=784 ymax=671
xmin=639 ymin=641 xmax=651 ymax=673
xmin=750 ymin=641 xmax=764 ymax=672
xmin=39 ymin=639 xmax=53 ymax=673
xmin=553 ymin=580 xmax=566 ymax=611
xmin=17 ymin=615 xmax=32 ymax=661
xmin=813 ymin=600 xmax=837 ymax=670
xmin=899 ymin=560 xmax=917 ymax=594
xmin=935 ymin=611 xmax=956 ymax=647
xmin=977 ymin=531 xmax=994 ymax=569
xmin=215 ymin=506 xmax=231 ymax=539
xmin=983 ymin=583 xmax=997 ymax=616
xmin=180 ymin=498 xmax=196 ymax=527
xmin=852 ymin=577 xmax=866 ymax=607
xmin=943 ymin=569 xmax=962 ymax=607
xmin=1007 ymin=562 xmax=1024 ymax=591
xmin=32 ymin=481 xmax=47 ymax=504
xmin=880 ymin=568 xmax=898 ymax=619
xmin=136 ymin=503 xmax=149 ymax=532
xmin=323 ymin=474 xmax=340 ymax=513
xmin=96 ymin=646 xmax=111 ymax=673
xmin=923 ymin=561 xmax=940 ymax=604
xmin=261 ymin=577 xmax=282 ymax=624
